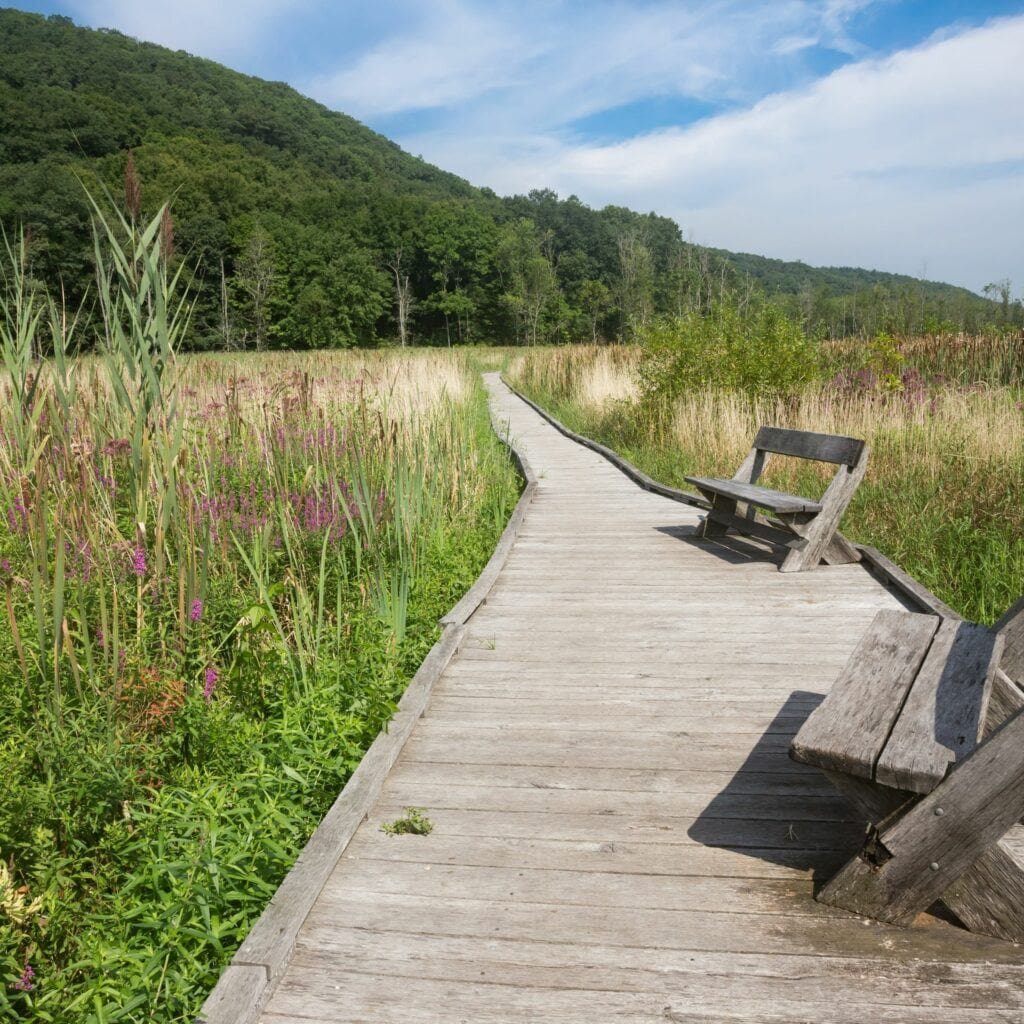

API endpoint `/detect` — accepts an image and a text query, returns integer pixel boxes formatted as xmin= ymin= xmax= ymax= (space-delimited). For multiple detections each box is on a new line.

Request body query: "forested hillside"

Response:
xmin=0 ymin=8 xmax=1014 ymax=347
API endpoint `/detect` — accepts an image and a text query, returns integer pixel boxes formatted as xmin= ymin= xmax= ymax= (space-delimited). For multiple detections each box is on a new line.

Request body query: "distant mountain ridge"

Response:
xmin=712 ymin=250 xmax=985 ymax=303
xmin=0 ymin=7 xmax=1003 ymax=345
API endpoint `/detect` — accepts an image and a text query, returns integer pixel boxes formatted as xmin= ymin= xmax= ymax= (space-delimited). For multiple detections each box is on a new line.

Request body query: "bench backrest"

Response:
xmin=753 ymin=426 xmax=865 ymax=468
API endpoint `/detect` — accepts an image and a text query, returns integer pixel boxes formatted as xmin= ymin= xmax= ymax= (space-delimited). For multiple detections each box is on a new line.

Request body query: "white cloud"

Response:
xmin=307 ymin=0 xmax=873 ymax=124
xmin=308 ymin=1 xmax=544 ymax=117
xmin=398 ymin=14 xmax=1024 ymax=290
xmin=64 ymin=0 xmax=304 ymax=60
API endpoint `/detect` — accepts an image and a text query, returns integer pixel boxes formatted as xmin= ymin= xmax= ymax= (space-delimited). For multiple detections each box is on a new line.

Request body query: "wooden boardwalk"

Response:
xmin=258 ymin=375 xmax=1024 ymax=1023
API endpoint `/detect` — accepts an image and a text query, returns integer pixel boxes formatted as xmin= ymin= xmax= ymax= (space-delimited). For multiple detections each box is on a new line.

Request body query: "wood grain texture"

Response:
xmin=790 ymin=609 xmax=938 ymax=778
xmin=753 ymin=424 xmax=866 ymax=466
xmin=875 ymin=621 xmax=1001 ymax=793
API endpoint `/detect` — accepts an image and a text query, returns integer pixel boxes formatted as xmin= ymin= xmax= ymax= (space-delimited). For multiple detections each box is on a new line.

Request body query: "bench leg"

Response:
xmin=821 ymin=532 xmax=862 ymax=566
xmin=777 ymin=459 xmax=868 ymax=572
xmin=698 ymin=494 xmax=736 ymax=539
xmin=942 ymin=839 xmax=1024 ymax=942
xmin=818 ymin=708 xmax=1024 ymax=935
xmin=822 ymin=770 xmax=914 ymax=825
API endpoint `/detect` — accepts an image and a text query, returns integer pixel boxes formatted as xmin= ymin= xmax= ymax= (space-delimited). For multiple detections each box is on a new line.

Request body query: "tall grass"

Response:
xmin=508 ymin=343 xmax=1023 ymax=623
xmin=0 ymin=210 xmax=518 ymax=1019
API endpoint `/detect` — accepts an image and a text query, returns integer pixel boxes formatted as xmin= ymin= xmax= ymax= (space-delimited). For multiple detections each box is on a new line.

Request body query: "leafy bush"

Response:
xmin=636 ymin=301 xmax=823 ymax=402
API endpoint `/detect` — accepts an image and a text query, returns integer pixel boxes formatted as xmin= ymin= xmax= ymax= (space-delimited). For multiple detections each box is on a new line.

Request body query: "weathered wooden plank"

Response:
xmin=403 ymin=734 xmax=819 ymax=774
xmin=422 ymin=712 xmax=806 ymax=734
xmin=326 ymin=859 xmax=827 ymax=917
xmin=371 ymin=804 xmax=860 ymax=851
xmin=344 ymin=829 xmax=842 ymax=880
xmin=426 ymin=695 xmax=819 ymax=718
xmin=790 ymin=609 xmax=938 ymax=778
xmin=198 ymin=966 xmax=267 ymax=1024
xmin=686 ymin=475 xmax=822 ymax=514
xmin=941 ymin=838 xmax=1024 ymax=943
xmin=300 ymin=890 xmax=1017 ymax=964
xmin=415 ymin=720 xmax=798 ymax=748
xmin=392 ymin=761 xmax=836 ymax=797
xmin=875 ymin=621 xmax=1001 ymax=793
xmin=282 ymin=932 xmax=1024 ymax=1008
xmin=753 ymin=424 xmax=866 ymax=466
xmin=986 ymin=668 xmax=1024 ymax=734
xmin=262 ymin=973 xmax=1024 ymax=1024
xmin=379 ymin=780 xmax=853 ymax=822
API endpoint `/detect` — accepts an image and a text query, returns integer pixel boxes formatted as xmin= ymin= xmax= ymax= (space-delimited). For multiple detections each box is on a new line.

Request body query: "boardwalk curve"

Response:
xmin=209 ymin=373 xmax=1024 ymax=1023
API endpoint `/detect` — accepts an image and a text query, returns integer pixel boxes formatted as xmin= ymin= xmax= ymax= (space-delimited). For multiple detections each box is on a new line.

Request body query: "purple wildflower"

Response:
xmin=13 ymin=962 xmax=35 ymax=992
xmin=101 ymin=438 xmax=132 ymax=458
xmin=131 ymin=546 xmax=147 ymax=577
xmin=190 ymin=598 xmax=204 ymax=622
xmin=0 ymin=557 xmax=10 ymax=576
xmin=203 ymin=666 xmax=219 ymax=701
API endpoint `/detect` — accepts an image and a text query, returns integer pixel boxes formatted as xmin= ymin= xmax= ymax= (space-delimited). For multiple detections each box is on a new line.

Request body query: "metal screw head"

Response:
xmin=934 ymin=807 xmax=944 ymax=817
xmin=930 ymin=862 xmax=940 ymax=871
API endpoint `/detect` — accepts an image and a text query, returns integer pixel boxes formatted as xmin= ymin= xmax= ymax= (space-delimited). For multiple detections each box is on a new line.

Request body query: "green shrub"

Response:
xmin=636 ymin=301 xmax=822 ymax=402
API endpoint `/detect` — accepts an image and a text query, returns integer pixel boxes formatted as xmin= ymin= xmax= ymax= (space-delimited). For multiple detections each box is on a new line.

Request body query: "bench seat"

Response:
xmin=791 ymin=610 xmax=1000 ymax=794
xmin=685 ymin=476 xmax=823 ymax=515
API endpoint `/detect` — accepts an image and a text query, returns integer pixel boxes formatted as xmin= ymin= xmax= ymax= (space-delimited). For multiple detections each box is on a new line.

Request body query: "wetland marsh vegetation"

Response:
xmin=0 ymin=210 xmax=517 ymax=1019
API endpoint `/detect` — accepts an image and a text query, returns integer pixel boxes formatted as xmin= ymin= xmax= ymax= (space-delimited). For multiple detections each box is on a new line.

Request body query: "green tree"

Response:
xmin=496 ymin=219 xmax=560 ymax=345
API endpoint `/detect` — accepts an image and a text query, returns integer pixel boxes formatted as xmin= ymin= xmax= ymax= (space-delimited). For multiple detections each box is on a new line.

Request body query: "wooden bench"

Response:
xmin=790 ymin=597 xmax=1024 ymax=941
xmin=685 ymin=426 xmax=867 ymax=572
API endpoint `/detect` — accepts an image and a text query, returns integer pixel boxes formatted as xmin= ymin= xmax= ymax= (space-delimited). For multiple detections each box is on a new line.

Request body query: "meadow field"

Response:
xmin=507 ymin=333 xmax=1024 ymax=624
xmin=2 ymin=199 xmax=1022 ymax=1021
xmin=0 ymin=219 xmax=518 ymax=1019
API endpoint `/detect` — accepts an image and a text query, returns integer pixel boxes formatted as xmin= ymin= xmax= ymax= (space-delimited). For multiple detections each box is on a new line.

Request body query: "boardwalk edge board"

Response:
xmin=499 ymin=375 xmax=958 ymax=620
xmin=197 ymin=377 xmax=537 ymax=1024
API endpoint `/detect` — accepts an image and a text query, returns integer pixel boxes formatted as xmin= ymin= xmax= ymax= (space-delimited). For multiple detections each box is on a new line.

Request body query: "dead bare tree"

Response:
xmin=386 ymin=247 xmax=414 ymax=346
xmin=616 ymin=229 xmax=654 ymax=339
xmin=236 ymin=230 xmax=275 ymax=350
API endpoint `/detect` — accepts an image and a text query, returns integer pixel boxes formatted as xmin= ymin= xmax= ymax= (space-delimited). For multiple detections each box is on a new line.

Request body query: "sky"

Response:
xmin=17 ymin=0 xmax=1024 ymax=292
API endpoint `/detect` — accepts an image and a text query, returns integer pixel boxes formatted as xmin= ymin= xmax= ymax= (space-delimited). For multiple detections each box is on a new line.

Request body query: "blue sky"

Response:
xmin=16 ymin=1 xmax=1024 ymax=291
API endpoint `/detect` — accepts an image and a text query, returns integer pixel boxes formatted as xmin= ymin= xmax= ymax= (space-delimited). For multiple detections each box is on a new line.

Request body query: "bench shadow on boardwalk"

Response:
xmin=685 ymin=690 xmax=852 ymax=879
xmin=656 ymin=524 xmax=790 ymax=567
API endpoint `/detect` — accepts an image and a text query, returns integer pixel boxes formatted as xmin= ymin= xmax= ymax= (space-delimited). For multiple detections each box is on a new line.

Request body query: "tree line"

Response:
xmin=1 ymin=9 xmax=1019 ymax=351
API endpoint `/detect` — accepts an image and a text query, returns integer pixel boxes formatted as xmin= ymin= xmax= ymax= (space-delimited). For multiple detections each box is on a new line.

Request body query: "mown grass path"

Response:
xmin=256 ymin=374 xmax=1024 ymax=1022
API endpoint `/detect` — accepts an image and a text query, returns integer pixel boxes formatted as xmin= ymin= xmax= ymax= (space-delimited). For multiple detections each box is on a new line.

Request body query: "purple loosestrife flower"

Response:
xmin=13 ymin=962 xmax=35 ymax=992
xmin=190 ymin=598 xmax=203 ymax=622
xmin=101 ymin=438 xmax=131 ymax=458
xmin=203 ymin=666 xmax=219 ymax=701
xmin=132 ymin=546 xmax=147 ymax=577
